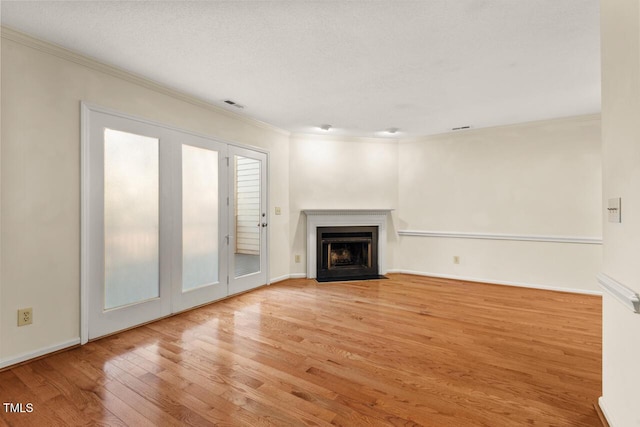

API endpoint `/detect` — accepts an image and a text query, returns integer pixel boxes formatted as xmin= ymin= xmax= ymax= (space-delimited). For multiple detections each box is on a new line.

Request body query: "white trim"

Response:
xmin=0 ymin=338 xmax=80 ymax=370
xmin=80 ymin=104 xmax=91 ymax=344
xmin=1 ymin=26 xmax=290 ymax=137
xmin=386 ymin=269 xmax=603 ymax=296
xmin=598 ymin=273 xmax=640 ymax=313
xmin=304 ymin=209 xmax=393 ymax=217
xmin=270 ymin=273 xmax=307 ymax=284
xmin=399 ymin=114 xmax=601 ymax=144
xmin=290 ymin=133 xmax=400 ymax=144
xmin=598 ymin=397 xmax=615 ymax=427
xmin=81 ymin=102 xmax=271 ymax=156
xmin=270 ymin=274 xmax=290 ymax=284
xmin=304 ymin=209 xmax=393 ymax=279
xmin=398 ymin=230 xmax=602 ymax=245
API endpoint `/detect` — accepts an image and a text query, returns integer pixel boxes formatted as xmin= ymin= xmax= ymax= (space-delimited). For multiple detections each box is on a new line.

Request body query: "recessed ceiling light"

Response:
xmin=319 ymin=124 xmax=332 ymax=131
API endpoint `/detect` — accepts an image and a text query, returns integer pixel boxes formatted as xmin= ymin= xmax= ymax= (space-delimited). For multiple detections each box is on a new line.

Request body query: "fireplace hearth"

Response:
xmin=316 ymin=226 xmax=380 ymax=282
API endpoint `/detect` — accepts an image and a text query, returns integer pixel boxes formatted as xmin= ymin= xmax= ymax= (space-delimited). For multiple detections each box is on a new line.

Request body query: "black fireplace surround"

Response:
xmin=316 ymin=226 xmax=379 ymax=282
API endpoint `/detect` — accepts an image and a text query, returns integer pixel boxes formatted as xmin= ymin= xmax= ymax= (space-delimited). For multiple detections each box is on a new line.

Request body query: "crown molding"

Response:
xmin=1 ymin=26 xmax=291 ymax=137
xmin=290 ymin=132 xmax=400 ymax=144
xmin=399 ymin=113 xmax=602 ymax=144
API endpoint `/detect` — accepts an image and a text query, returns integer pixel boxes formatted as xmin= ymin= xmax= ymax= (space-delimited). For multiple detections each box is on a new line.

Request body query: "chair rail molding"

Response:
xmin=597 ymin=273 xmax=640 ymax=313
xmin=397 ymin=230 xmax=602 ymax=245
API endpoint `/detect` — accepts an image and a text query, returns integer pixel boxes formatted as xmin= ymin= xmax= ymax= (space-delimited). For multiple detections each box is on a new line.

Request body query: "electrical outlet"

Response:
xmin=18 ymin=308 xmax=33 ymax=326
xmin=295 ymin=254 xmax=301 ymax=263
xmin=453 ymin=256 xmax=460 ymax=264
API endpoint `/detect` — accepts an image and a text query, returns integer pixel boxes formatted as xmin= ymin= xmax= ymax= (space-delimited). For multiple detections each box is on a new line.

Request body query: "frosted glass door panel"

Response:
xmin=234 ymin=155 xmax=261 ymax=278
xmin=104 ymin=128 xmax=159 ymax=310
xmin=182 ymin=145 xmax=219 ymax=291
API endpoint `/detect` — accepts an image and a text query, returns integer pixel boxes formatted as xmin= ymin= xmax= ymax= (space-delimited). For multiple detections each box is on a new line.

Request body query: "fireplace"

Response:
xmin=303 ymin=209 xmax=392 ymax=279
xmin=316 ymin=226 xmax=379 ymax=281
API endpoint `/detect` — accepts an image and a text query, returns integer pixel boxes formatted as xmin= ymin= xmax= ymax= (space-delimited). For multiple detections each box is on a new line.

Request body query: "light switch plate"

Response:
xmin=608 ymin=197 xmax=621 ymax=223
xmin=275 ymin=207 xmax=281 ymax=215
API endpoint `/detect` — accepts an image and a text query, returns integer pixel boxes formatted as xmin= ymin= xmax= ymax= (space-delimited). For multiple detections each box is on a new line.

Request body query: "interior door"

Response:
xmin=228 ymin=145 xmax=268 ymax=294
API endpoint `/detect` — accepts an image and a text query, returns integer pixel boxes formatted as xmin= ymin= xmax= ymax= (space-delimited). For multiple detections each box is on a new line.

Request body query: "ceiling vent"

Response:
xmin=452 ymin=126 xmax=471 ymax=131
xmin=224 ymin=100 xmax=244 ymax=109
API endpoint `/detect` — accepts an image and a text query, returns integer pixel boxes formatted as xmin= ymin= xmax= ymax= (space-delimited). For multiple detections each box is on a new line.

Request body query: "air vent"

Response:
xmin=452 ymin=126 xmax=471 ymax=131
xmin=224 ymin=100 xmax=244 ymax=109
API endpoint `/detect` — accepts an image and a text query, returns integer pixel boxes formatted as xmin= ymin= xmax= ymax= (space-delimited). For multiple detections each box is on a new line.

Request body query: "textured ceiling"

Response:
xmin=1 ymin=1 xmax=601 ymax=138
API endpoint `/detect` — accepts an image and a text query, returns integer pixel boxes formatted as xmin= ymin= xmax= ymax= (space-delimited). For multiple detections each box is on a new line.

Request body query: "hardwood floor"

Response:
xmin=0 ymin=274 xmax=602 ymax=426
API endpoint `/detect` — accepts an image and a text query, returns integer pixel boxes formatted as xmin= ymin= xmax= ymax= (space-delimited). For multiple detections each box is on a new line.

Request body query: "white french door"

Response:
xmin=82 ymin=105 xmax=267 ymax=341
xmin=228 ymin=145 xmax=268 ymax=295
xmin=171 ymin=136 xmax=229 ymax=312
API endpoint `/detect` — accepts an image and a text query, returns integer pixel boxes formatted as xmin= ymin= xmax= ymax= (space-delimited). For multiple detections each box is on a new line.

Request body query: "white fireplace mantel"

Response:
xmin=303 ymin=209 xmax=393 ymax=279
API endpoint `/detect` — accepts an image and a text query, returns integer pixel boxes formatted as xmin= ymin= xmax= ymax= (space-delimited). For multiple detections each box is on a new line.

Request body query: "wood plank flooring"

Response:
xmin=0 ymin=274 xmax=602 ymax=426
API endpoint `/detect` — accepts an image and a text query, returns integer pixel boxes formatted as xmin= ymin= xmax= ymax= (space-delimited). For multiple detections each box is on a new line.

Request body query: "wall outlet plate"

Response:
xmin=18 ymin=307 xmax=33 ymax=326
xmin=608 ymin=197 xmax=621 ymax=223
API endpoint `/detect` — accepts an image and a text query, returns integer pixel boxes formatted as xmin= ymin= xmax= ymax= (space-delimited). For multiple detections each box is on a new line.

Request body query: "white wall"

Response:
xmin=288 ymin=134 xmax=399 ymax=277
xmin=0 ymin=31 xmax=291 ymax=364
xmin=396 ymin=116 xmax=602 ymax=292
xmin=600 ymin=0 xmax=640 ymax=424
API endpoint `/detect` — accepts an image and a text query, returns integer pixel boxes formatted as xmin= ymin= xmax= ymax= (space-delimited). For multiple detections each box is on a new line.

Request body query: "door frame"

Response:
xmin=80 ymin=102 xmax=270 ymax=344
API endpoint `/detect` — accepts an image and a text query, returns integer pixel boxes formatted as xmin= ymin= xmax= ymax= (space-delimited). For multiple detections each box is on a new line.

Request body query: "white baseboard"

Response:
xmin=598 ymin=396 xmax=615 ymax=427
xmin=387 ymin=269 xmax=602 ymax=296
xmin=0 ymin=338 xmax=81 ymax=370
xmin=270 ymin=273 xmax=306 ymax=283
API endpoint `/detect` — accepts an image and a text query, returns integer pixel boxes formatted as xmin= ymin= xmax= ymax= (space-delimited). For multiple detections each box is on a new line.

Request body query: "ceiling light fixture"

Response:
xmin=386 ymin=127 xmax=400 ymax=134
xmin=319 ymin=124 xmax=332 ymax=131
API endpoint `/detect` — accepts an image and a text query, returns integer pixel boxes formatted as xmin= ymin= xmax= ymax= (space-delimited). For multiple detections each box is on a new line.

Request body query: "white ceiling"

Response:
xmin=1 ymin=1 xmax=601 ymax=138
